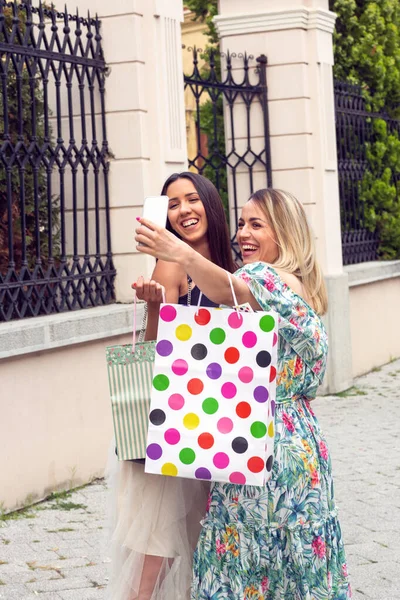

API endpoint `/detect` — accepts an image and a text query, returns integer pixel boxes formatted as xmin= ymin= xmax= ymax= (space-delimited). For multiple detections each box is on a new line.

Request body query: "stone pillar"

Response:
xmin=77 ymin=0 xmax=187 ymax=301
xmin=215 ymin=0 xmax=353 ymax=393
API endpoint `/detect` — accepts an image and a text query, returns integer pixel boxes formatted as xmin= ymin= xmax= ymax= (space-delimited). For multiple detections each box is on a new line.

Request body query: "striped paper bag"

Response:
xmin=106 ymin=339 xmax=155 ymax=461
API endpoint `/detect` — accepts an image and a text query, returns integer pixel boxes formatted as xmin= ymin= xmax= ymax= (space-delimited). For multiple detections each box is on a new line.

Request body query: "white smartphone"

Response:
xmin=142 ymin=195 xmax=169 ymax=228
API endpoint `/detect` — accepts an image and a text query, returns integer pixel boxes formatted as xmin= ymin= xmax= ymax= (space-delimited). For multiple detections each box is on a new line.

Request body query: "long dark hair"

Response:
xmin=161 ymin=172 xmax=235 ymax=273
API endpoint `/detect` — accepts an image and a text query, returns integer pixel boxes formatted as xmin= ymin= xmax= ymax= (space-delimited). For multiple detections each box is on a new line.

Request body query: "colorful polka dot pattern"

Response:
xmin=145 ymin=302 xmax=278 ymax=486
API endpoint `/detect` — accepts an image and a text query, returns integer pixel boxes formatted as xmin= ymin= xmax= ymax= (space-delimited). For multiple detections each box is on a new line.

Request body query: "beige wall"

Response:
xmin=215 ymin=0 xmax=353 ymax=393
xmin=1 ymin=333 xmax=130 ymax=511
xmin=1 ymin=0 xmax=187 ymax=513
xmin=72 ymin=0 xmax=188 ymax=302
xmin=181 ymin=10 xmax=209 ymax=170
xmin=215 ymin=0 xmax=343 ymax=276
xmin=349 ymin=278 xmax=400 ymax=377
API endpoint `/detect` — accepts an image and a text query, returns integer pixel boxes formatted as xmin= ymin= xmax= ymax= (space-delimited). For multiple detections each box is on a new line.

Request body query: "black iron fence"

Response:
xmin=0 ymin=1 xmax=115 ymax=321
xmin=335 ymin=79 xmax=400 ymax=264
xmin=183 ymin=47 xmax=272 ymax=261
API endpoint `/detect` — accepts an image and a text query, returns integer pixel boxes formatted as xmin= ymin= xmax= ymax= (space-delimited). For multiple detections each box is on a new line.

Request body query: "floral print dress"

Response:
xmin=191 ymin=263 xmax=351 ymax=600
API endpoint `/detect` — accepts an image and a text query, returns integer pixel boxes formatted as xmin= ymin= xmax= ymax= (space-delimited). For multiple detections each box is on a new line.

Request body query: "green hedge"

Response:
xmin=330 ymin=0 xmax=400 ymax=259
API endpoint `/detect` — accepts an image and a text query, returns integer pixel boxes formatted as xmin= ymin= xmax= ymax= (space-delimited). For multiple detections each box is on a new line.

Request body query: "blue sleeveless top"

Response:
xmin=178 ymin=278 xmax=218 ymax=308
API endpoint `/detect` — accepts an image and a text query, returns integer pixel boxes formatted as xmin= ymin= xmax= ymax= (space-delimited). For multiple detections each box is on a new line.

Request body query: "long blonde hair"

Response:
xmin=249 ymin=189 xmax=328 ymax=315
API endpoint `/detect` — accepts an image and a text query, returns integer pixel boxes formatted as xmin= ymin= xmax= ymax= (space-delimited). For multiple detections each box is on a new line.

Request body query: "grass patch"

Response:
xmin=333 ymin=387 xmax=368 ymax=398
xmin=47 ymin=527 xmax=75 ymax=533
xmin=37 ymin=486 xmax=88 ymax=513
xmin=0 ymin=580 xmax=5 ymax=586
xmin=46 ymin=490 xmax=74 ymax=502
xmin=0 ymin=507 xmax=36 ymax=522
xmin=371 ymin=366 xmax=381 ymax=373
xmin=0 ymin=560 xmax=8 ymax=566
xmin=0 ymin=480 xmax=98 ymax=521
xmin=44 ymin=500 xmax=87 ymax=512
xmin=1 ymin=540 xmax=10 ymax=545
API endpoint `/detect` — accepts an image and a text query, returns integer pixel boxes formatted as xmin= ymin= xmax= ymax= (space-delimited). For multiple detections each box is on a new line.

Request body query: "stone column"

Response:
xmin=215 ymin=0 xmax=352 ymax=393
xmin=77 ymin=0 xmax=187 ymax=301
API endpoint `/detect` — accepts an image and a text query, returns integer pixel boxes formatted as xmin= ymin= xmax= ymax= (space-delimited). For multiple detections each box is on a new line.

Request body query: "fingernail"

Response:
xmin=133 ymin=283 xmax=137 ymax=287
xmin=136 ymin=217 xmax=141 ymax=221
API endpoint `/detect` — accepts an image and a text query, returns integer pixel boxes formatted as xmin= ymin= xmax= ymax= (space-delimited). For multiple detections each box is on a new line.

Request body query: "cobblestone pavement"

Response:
xmin=1 ymin=358 xmax=399 ymax=600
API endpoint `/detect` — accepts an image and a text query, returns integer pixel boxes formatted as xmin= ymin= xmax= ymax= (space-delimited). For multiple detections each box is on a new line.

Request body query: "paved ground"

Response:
xmin=1 ymin=358 xmax=400 ymax=600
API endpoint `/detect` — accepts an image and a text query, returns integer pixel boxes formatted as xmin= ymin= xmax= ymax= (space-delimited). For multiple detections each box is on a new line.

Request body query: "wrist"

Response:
xmin=181 ymin=244 xmax=196 ymax=270
xmin=147 ymin=300 xmax=161 ymax=308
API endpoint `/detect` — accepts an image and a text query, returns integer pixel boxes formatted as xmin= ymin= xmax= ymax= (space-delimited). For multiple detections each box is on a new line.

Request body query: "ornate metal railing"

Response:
xmin=0 ymin=0 xmax=115 ymax=321
xmin=184 ymin=47 xmax=272 ymax=262
xmin=334 ymin=80 xmax=388 ymax=265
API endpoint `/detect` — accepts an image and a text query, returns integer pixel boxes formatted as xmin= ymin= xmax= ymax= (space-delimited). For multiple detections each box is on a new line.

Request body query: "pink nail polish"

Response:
xmin=136 ymin=217 xmax=141 ymax=221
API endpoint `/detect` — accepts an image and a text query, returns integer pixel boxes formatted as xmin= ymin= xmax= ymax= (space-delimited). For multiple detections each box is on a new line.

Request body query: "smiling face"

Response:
xmin=166 ymin=178 xmax=208 ymax=244
xmin=236 ymin=200 xmax=279 ymax=265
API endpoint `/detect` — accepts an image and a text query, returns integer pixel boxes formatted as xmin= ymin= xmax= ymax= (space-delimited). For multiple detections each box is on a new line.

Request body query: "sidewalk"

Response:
xmin=1 ymin=358 xmax=400 ymax=600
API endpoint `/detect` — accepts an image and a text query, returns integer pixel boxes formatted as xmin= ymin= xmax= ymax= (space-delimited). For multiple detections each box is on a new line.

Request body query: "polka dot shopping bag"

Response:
xmin=144 ymin=274 xmax=278 ymax=486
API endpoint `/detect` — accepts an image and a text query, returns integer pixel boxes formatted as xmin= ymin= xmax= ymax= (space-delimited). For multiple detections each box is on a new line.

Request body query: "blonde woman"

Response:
xmin=135 ymin=188 xmax=351 ymax=599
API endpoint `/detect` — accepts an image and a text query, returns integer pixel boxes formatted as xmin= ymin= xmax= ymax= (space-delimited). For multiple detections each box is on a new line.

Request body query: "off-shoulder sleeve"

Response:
xmin=235 ymin=262 xmax=328 ymax=384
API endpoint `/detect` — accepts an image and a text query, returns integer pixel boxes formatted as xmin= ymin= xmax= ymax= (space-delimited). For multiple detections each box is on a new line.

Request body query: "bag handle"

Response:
xmin=227 ymin=271 xmax=239 ymax=307
xmin=197 ymin=271 xmax=239 ymax=312
xmin=132 ymin=287 xmax=166 ymax=352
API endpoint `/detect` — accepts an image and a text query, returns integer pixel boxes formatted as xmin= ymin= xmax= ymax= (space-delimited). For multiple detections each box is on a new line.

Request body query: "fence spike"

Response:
xmin=210 ymin=48 xmax=215 ymax=69
xmin=63 ymin=4 xmax=69 ymax=26
xmin=49 ymin=2 xmax=57 ymax=25
xmin=25 ymin=0 xmax=33 ymax=22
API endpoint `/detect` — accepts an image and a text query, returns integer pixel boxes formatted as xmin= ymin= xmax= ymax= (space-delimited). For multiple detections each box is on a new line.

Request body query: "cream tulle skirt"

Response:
xmin=106 ymin=452 xmax=209 ymax=600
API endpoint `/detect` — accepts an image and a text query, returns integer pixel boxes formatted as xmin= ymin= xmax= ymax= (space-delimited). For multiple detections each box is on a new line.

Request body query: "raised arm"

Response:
xmin=135 ymin=218 xmax=260 ymax=310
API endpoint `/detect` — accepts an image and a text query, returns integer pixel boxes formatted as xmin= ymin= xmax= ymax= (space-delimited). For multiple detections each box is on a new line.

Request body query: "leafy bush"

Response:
xmin=360 ymin=119 xmax=400 ymax=258
xmin=330 ymin=0 xmax=400 ymax=115
xmin=184 ymin=0 xmax=218 ymax=45
xmin=330 ymin=0 xmax=400 ymax=258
